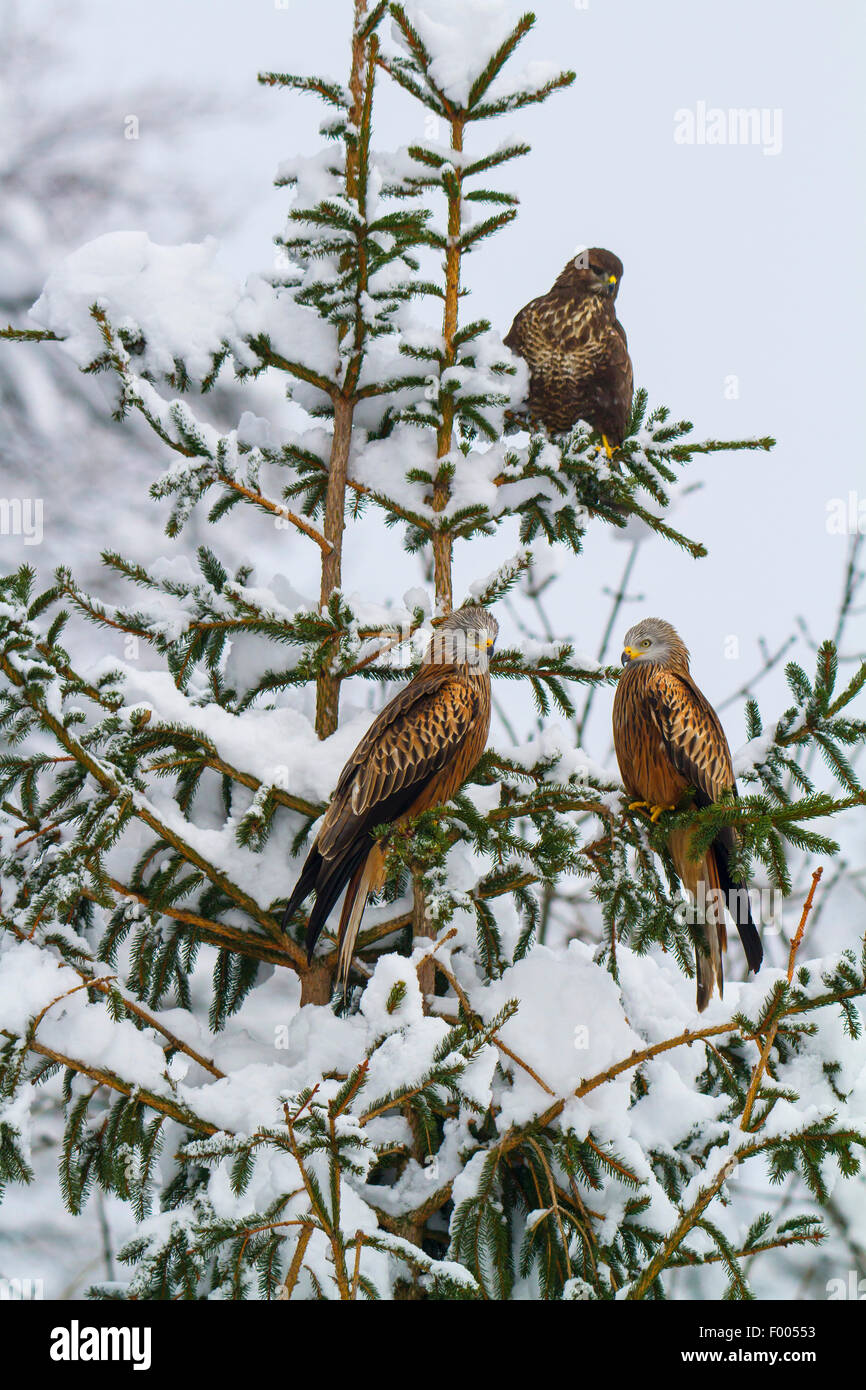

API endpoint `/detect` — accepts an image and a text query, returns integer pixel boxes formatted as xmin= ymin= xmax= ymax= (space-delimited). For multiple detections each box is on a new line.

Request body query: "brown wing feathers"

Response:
xmin=643 ymin=671 xmax=762 ymax=978
xmin=645 ymin=672 xmax=729 ymax=795
xmin=281 ymin=623 xmax=493 ymax=982
xmin=613 ymin=627 xmax=763 ymax=1011
xmin=504 ymin=248 xmax=633 ymax=444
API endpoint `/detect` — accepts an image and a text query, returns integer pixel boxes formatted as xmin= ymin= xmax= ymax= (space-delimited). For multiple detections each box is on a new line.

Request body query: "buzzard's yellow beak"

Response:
xmin=607 ymin=275 xmax=617 ymax=285
xmin=621 ymin=646 xmax=638 ymax=663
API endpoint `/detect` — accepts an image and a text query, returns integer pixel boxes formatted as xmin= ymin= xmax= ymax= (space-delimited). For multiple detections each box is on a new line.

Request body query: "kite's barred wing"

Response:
xmin=644 ymin=668 xmax=735 ymax=804
xmin=329 ymin=665 xmax=454 ymax=797
xmin=318 ymin=671 xmax=480 ymax=858
xmin=348 ymin=678 xmax=477 ymax=821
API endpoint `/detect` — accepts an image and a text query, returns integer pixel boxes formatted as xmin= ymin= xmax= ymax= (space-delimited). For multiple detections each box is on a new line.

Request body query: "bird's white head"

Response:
xmin=428 ymin=607 xmax=498 ymax=670
xmin=620 ymin=617 xmax=690 ymax=671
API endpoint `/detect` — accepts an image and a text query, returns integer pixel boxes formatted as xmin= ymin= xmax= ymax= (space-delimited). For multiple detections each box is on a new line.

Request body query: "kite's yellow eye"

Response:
xmin=642 ymin=639 xmax=651 ymax=647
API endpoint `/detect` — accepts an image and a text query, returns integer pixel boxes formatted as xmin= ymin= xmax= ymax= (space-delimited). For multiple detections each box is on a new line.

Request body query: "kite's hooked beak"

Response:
xmin=486 ymin=636 xmax=496 ymax=651
xmin=621 ymin=646 xmax=637 ymax=664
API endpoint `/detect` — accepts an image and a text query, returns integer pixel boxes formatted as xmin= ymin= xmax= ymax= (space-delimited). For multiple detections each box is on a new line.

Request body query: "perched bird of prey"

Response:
xmin=504 ymin=247 xmax=633 ymax=453
xmin=281 ymin=607 xmax=498 ymax=986
xmin=612 ymin=617 xmax=763 ymax=1011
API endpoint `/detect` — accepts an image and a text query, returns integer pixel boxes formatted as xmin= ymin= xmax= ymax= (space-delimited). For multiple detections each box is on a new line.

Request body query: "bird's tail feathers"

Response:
xmin=302 ymin=843 xmax=368 ymax=963
xmin=280 ymin=847 xmax=321 ymax=934
xmin=713 ymin=832 xmax=764 ymax=975
xmin=337 ymin=844 xmax=386 ymax=989
xmin=670 ymin=825 xmax=763 ymax=1011
xmin=670 ymin=826 xmax=725 ymax=1013
xmin=696 ymin=846 xmax=726 ymax=1013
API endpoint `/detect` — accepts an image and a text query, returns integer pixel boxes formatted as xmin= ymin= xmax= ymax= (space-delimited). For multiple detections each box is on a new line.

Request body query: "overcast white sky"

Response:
xmin=26 ymin=0 xmax=866 ymax=742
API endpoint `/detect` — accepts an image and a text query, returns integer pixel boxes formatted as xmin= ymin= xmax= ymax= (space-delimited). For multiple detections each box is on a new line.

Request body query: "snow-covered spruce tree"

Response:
xmin=0 ymin=1 xmax=287 ymax=1297
xmin=0 ymin=0 xmax=263 ymax=596
xmin=1 ymin=1 xmax=865 ymax=1301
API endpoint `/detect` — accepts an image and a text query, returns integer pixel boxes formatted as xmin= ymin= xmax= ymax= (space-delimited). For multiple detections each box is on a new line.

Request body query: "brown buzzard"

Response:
xmin=282 ymin=607 xmax=498 ymax=985
xmin=612 ymin=617 xmax=763 ymax=1011
xmin=504 ymin=247 xmax=633 ymax=452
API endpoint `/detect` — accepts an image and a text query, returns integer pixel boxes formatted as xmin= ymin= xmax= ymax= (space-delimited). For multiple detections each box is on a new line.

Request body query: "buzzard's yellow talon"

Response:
xmin=594 ymin=435 xmax=615 ymax=462
xmin=628 ymin=800 xmax=650 ymax=813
